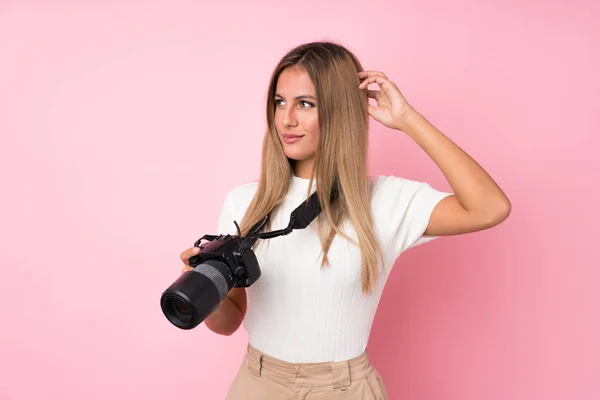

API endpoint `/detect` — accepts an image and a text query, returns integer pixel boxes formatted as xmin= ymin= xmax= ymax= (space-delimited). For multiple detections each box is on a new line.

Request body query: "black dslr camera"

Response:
xmin=160 ymin=230 xmax=262 ymax=330
xmin=160 ymin=183 xmax=338 ymax=330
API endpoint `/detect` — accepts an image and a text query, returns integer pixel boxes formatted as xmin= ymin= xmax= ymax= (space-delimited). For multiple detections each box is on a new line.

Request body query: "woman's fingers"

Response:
xmin=180 ymin=246 xmax=200 ymax=273
xmin=367 ymin=89 xmax=381 ymax=99
xmin=180 ymin=246 xmax=201 ymax=265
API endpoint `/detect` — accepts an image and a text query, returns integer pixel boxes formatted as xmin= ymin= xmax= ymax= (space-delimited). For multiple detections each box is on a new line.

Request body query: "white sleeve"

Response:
xmin=217 ymin=190 xmax=237 ymax=235
xmin=376 ymin=176 xmax=452 ymax=260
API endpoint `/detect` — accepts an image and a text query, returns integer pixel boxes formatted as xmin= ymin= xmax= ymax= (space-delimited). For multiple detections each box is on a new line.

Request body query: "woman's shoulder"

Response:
xmin=220 ymin=180 xmax=260 ymax=212
xmin=369 ymin=174 xmax=422 ymax=194
xmin=369 ymin=174 xmax=450 ymax=208
xmin=227 ymin=180 xmax=260 ymax=198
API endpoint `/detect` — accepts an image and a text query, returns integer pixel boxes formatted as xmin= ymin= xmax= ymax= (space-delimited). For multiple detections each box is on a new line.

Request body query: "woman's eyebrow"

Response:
xmin=274 ymin=93 xmax=316 ymax=100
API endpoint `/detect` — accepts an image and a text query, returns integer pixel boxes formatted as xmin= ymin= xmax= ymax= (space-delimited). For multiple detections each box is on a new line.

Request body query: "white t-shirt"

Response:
xmin=216 ymin=174 xmax=452 ymax=363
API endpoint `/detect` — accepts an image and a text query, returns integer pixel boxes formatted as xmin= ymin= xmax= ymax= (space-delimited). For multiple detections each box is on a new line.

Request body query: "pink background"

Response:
xmin=1 ymin=1 xmax=598 ymax=399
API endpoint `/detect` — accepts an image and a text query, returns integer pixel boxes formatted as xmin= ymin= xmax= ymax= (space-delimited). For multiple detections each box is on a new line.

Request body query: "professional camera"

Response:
xmin=160 ymin=182 xmax=338 ymax=330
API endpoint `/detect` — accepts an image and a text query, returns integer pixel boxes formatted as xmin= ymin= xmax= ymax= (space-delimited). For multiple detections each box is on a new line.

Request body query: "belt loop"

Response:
xmin=247 ymin=353 xmax=263 ymax=377
xmin=331 ymin=360 xmax=351 ymax=390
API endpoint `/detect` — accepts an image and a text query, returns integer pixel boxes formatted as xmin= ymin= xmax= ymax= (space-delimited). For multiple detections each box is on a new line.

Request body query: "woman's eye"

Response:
xmin=274 ymin=99 xmax=314 ymax=108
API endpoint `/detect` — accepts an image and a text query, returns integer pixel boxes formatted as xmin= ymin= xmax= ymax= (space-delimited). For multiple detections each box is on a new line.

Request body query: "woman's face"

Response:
xmin=274 ymin=67 xmax=319 ymax=178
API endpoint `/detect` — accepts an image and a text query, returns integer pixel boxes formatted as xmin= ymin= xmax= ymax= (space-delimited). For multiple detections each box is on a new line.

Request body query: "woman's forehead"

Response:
xmin=276 ymin=68 xmax=315 ymax=95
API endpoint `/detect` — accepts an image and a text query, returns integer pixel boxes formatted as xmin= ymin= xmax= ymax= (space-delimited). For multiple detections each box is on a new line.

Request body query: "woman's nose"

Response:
xmin=283 ymin=107 xmax=297 ymax=127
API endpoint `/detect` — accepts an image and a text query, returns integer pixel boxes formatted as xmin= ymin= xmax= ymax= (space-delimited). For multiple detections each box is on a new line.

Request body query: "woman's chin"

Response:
xmin=284 ymin=152 xmax=309 ymax=161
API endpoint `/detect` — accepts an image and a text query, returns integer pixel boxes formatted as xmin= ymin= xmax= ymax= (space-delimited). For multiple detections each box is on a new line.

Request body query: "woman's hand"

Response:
xmin=358 ymin=70 xmax=417 ymax=132
xmin=179 ymin=246 xmax=200 ymax=274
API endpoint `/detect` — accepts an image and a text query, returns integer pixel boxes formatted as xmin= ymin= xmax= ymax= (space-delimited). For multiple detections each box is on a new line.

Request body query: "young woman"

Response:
xmin=180 ymin=41 xmax=511 ymax=399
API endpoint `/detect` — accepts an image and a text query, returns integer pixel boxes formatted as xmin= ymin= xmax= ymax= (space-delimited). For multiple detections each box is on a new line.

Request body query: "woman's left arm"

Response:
xmin=359 ymin=70 xmax=512 ymax=236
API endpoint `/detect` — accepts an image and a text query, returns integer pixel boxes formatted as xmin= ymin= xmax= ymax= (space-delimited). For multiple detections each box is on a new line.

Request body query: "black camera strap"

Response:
xmin=237 ymin=178 xmax=340 ymax=246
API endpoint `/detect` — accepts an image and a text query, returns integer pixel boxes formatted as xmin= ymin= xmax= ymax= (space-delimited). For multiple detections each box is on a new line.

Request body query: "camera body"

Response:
xmin=189 ymin=233 xmax=261 ymax=288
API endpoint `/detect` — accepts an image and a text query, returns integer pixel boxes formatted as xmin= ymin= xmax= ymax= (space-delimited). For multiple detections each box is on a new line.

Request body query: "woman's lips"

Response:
xmin=283 ymin=135 xmax=304 ymax=144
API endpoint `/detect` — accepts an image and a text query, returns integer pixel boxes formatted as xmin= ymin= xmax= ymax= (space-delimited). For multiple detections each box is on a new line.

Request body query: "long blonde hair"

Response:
xmin=237 ymin=41 xmax=384 ymax=294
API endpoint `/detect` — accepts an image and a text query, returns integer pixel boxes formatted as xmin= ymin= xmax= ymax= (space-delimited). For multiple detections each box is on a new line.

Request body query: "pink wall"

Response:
xmin=1 ymin=1 xmax=597 ymax=399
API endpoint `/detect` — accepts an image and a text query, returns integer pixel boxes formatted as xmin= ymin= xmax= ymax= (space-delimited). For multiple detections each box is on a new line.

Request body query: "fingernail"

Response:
xmin=192 ymin=247 xmax=199 ymax=253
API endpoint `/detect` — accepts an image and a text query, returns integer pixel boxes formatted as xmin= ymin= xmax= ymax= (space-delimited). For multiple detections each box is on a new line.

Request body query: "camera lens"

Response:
xmin=166 ymin=296 xmax=191 ymax=325
xmin=161 ymin=260 xmax=236 ymax=330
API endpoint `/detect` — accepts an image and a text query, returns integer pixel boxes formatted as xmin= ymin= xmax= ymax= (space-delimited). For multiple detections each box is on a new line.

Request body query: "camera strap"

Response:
xmin=244 ymin=178 xmax=340 ymax=240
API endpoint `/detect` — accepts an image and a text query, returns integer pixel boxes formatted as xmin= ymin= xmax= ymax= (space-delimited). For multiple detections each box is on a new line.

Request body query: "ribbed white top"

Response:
xmin=217 ymin=174 xmax=451 ymax=362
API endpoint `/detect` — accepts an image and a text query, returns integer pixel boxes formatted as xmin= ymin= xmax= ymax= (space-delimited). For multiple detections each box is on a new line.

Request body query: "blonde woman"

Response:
xmin=180 ymin=41 xmax=511 ymax=399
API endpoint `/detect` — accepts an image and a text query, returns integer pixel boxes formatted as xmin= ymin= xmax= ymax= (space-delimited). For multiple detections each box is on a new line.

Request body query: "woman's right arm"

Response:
xmin=203 ymin=287 xmax=246 ymax=336
xmin=180 ymin=247 xmax=247 ymax=336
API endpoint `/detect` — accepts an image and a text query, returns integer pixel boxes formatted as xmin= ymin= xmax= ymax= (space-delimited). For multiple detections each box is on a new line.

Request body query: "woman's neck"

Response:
xmin=293 ymin=159 xmax=314 ymax=179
